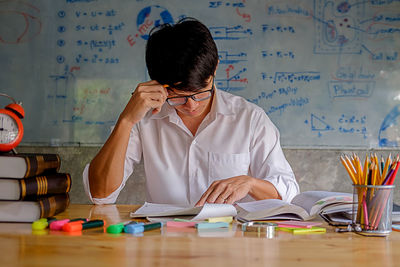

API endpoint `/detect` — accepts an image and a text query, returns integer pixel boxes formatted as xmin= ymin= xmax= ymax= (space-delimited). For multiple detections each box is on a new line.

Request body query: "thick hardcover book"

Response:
xmin=0 ymin=153 xmax=61 ymax=178
xmin=236 ymin=191 xmax=353 ymax=222
xmin=0 ymin=173 xmax=71 ymax=200
xmin=0 ymin=193 xmax=70 ymax=222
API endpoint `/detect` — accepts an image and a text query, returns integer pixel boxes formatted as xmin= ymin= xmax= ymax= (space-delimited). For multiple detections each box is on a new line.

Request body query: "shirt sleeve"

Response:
xmin=249 ymin=110 xmax=299 ymax=202
xmin=82 ymin=124 xmax=143 ymax=204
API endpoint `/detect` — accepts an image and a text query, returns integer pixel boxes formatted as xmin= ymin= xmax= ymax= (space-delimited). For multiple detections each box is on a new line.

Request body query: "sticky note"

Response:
xmin=278 ymin=226 xmax=326 ymax=234
xmin=166 ymin=221 xmax=197 ymax=228
xmin=195 ymin=222 xmax=229 ymax=229
xmin=276 ymin=221 xmax=322 ymax=229
xmin=207 ymin=216 xmax=233 ymax=223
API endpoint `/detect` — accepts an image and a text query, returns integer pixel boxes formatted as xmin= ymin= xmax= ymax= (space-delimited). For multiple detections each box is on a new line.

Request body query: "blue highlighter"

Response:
xmin=125 ymin=222 xmax=163 ymax=234
xmin=124 ymin=222 xmax=144 ymax=233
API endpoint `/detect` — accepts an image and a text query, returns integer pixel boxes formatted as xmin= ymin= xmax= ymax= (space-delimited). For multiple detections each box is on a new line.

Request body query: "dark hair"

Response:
xmin=145 ymin=18 xmax=218 ymax=91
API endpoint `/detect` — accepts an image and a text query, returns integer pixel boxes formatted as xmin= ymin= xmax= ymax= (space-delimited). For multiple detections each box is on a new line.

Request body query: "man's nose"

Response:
xmin=185 ymin=97 xmax=198 ymax=108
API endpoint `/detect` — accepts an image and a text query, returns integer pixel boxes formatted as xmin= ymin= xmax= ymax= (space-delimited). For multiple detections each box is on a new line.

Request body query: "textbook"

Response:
xmin=236 ymin=191 xmax=353 ymax=222
xmin=0 ymin=194 xmax=70 ymax=222
xmin=130 ymin=202 xmax=237 ymax=221
xmin=0 ymin=153 xmax=61 ymax=179
xmin=0 ymin=173 xmax=71 ymax=200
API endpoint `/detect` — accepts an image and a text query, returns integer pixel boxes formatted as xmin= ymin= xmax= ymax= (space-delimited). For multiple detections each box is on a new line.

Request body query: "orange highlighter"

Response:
xmin=63 ymin=220 xmax=105 ymax=232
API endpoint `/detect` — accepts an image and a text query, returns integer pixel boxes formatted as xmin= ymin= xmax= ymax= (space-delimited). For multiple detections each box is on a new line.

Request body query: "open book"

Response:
xmin=236 ymin=191 xmax=353 ymax=222
xmin=130 ymin=191 xmax=353 ymax=223
xmin=130 ymin=202 xmax=237 ymax=221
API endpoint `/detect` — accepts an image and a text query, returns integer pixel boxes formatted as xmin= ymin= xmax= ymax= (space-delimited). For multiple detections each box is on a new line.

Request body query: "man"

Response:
xmin=83 ymin=18 xmax=299 ymax=205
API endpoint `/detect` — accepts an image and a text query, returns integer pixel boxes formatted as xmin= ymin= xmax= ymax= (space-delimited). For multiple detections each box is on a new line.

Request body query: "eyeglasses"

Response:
xmin=166 ymin=79 xmax=215 ymax=106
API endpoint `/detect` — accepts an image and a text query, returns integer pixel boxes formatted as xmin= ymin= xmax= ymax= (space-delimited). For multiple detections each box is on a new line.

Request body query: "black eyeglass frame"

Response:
xmin=165 ymin=78 xmax=215 ymax=106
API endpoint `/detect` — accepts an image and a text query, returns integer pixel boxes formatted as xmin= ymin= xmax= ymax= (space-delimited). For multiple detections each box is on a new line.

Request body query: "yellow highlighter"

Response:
xmin=32 ymin=218 xmax=48 ymax=231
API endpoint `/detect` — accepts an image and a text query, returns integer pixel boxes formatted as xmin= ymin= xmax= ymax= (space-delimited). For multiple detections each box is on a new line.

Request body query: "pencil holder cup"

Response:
xmin=352 ymin=184 xmax=395 ymax=236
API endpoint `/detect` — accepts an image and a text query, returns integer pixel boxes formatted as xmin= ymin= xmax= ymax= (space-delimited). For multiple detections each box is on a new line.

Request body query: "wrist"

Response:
xmin=247 ymin=176 xmax=257 ymax=195
xmin=116 ymin=115 xmax=136 ymax=131
xmin=248 ymin=178 xmax=281 ymax=200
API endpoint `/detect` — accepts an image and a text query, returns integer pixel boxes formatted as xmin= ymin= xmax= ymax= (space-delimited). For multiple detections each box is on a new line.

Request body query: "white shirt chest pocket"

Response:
xmin=208 ymin=152 xmax=250 ymax=181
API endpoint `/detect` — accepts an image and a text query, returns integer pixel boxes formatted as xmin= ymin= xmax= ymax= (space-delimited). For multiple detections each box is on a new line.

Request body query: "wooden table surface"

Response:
xmin=1 ymin=204 xmax=400 ymax=267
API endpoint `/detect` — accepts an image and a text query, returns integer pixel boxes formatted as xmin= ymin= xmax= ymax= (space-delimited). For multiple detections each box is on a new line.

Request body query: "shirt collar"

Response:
xmin=211 ymin=88 xmax=235 ymax=116
xmin=149 ymin=87 xmax=235 ymax=120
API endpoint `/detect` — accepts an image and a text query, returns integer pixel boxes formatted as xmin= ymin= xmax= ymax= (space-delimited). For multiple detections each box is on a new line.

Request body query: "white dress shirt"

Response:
xmin=83 ymin=89 xmax=299 ymax=205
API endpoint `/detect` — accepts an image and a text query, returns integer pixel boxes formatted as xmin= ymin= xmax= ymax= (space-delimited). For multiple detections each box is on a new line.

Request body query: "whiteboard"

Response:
xmin=0 ymin=0 xmax=399 ymax=148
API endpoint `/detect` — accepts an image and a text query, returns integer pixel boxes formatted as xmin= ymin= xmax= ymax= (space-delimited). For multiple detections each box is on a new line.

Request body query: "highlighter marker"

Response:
xmin=64 ymin=220 xmax=105 ymax=232
xmin=47 ymin=217 xmax=57 ymax=224
xmin=32 ymin=218 xmax=48 ymax=230
xmin=50 ymin=219 xmax=70 ymax=231
xmin=60 ymin=219 xmax=88 ymax=231
xmin=62 ymin=221 xmax=84 ymax=232
xmin=50 ymin=218 xmax=87 ymax=231
xmin=107 ymin=223 xmax=124 ymax=234
xmin=125 ymin=222 xmax=162 ymax=234
xmin=70 ymin=218 xmax=88 ymax=222
xmin=107 ymin=221 xmax=139 ymax=234
xmin=143 ymin=222 xmax=163 ymax=231
xmin=124 ymin=222 xmax=145 ymax=234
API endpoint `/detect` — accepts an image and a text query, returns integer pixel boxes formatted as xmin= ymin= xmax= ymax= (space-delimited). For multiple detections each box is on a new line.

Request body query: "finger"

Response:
xmin=145 ymin=99 xmax=165 ymax=110
xmin=214 ymin=191 xmax=231 ymax=204
xmin=195 ymin=191 xmax=211 ymax=206
xmin=195 ymin=183 xmax=218 ymax=206
xmin=224 ymin=193 xmax=237 ymax=204
xmin=152 ymin=107 xmax=161 ymax=115
xmin=139 ymin=92 xmax=167 ymax=105
xmin=139 ymin=80 xmax=161 ymax=86
xmin=204 ymin=184 xmax=229 ymax=204
xmin=135 ymin=82 xmax=168 ymax=97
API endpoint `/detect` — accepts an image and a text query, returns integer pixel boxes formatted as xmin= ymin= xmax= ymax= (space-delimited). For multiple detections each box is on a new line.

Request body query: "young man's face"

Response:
xmin=166 ymin=76 xmax=214 ymax=119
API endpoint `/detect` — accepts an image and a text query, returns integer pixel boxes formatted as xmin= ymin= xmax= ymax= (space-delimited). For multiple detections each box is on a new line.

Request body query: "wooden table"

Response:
xmin=1 ymin=204 xmax=400 ymax=267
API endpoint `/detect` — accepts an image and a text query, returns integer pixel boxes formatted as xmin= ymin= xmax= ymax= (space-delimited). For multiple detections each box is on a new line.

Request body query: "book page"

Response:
xmin=236 ymin=199 xmax=309 ymax=221
xmin=130 ymin=202 xmax=201 ymax=218
xmin=236 ymin=199 xmax=288 ymax=212
xmin=291 ymin=191 xmax=352 ymax=216
xmin=130 ymin=202 xmax=237 ymax=221
xmin=192 ymin=203 xmax=237 ymax=221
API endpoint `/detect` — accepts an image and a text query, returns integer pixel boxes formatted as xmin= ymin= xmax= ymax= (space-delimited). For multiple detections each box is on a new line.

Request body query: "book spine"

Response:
xmin=23 ymin=154 xmax=61 ymax=178
xmin=38 ymin=194 xmax=70 ymax=218
xmin=19 ymin=173 xmax=71 ymax=200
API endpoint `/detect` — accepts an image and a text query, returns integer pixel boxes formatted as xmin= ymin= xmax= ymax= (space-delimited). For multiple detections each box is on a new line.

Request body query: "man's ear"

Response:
xmin=214 ymin=59 xmax=219 ymax=76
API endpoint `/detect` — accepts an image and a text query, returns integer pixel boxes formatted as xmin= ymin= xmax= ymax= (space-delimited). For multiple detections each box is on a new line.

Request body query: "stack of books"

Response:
xmin=0 ymin=153 xmax=70 ymax=222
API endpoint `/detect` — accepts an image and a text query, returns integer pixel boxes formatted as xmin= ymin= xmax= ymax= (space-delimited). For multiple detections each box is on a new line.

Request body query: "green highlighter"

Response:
xmin=106 ymin=221 xmax=139 ymax=234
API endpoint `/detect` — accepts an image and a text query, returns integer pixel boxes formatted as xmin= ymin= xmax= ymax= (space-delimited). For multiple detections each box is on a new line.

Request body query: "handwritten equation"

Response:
xmin=1 ymin=0 xmax=399 ymax=147
xmin=261 ymin=71 xmax=321 ymax=84
xmin=305 ymin=113 xmax=368 ymax=139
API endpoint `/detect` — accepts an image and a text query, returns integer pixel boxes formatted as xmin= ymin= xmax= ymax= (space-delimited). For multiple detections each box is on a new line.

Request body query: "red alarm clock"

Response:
xmin=0 ymin=93 xmax=25 ymax=152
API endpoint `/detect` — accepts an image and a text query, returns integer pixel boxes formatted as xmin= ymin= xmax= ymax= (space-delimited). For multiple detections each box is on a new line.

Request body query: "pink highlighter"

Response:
xmin=49 ymin=219 xmax=70 ymax=231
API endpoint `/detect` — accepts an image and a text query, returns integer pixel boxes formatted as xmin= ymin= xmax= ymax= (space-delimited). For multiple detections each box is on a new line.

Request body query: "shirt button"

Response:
xmin=192 ymin=140 xmax=197 ymax=145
